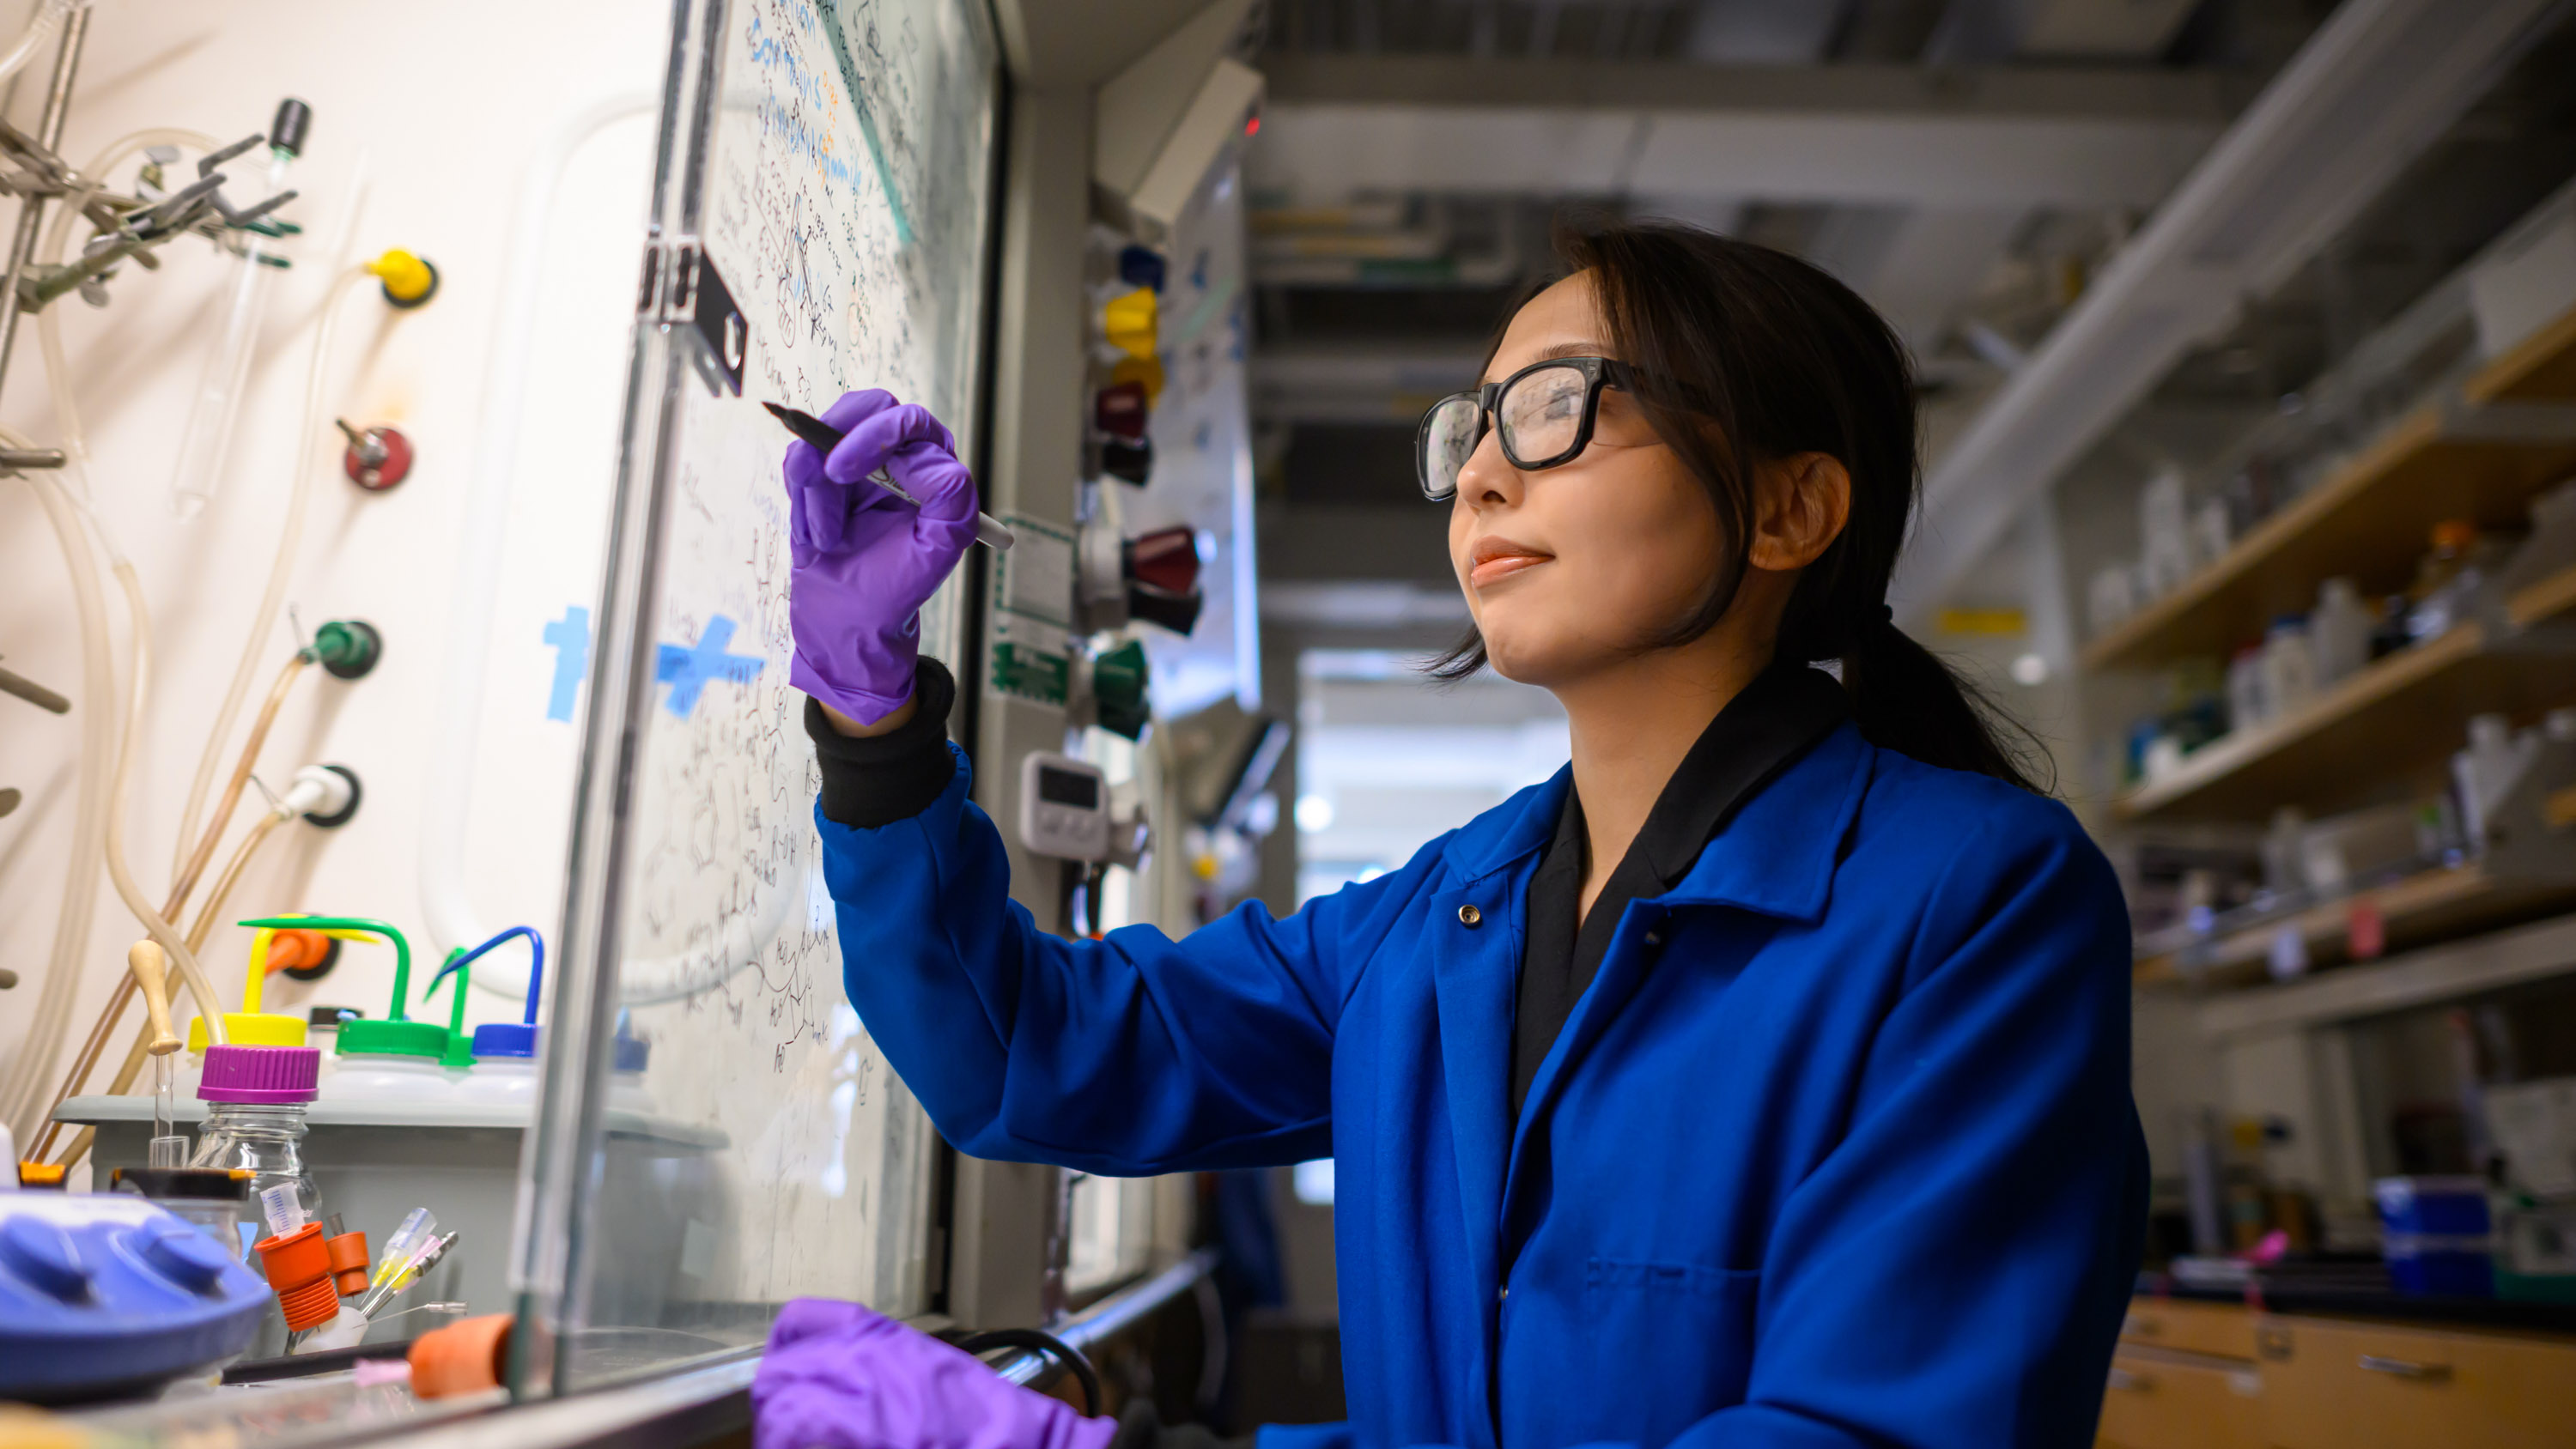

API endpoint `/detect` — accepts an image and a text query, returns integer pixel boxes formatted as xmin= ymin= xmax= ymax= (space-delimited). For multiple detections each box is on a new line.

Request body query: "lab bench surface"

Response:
xmin=2137 ymin=1271 xmax=2576 ymax=1336
xmin=2102 ymin=1289 xmax=2576 ymax=1449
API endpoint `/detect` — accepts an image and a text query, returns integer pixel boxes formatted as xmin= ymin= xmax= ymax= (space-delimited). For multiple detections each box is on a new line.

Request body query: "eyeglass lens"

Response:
xmin=1496 ymin=364 xmax=1589 ymax=467
xmin=1421 ymin=395 xmax=1483 ymax=500
xmin=1419 ymin=361 xmax=1594 ymax=500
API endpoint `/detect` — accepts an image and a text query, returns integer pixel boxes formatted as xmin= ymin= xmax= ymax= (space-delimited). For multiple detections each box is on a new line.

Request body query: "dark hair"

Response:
xmin=1429 ymin=216 xmax=2050 ymax=793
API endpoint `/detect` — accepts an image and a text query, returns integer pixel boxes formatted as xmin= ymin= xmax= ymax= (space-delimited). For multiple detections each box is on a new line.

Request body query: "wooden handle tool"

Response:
xmin=128 ymin=939 xmax=182 ymax=1056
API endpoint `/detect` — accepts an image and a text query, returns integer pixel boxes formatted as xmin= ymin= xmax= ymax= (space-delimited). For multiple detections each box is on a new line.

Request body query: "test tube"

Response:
xmin=168 ymin=101 xmax=308 ymax=518
xmin=148 ymin=1053 xmax=187 ymax=1167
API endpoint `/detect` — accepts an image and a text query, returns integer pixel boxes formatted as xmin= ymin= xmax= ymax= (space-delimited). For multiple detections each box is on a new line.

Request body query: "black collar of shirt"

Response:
xmin=1510 ymin=664 xmax=1851 ymax=1120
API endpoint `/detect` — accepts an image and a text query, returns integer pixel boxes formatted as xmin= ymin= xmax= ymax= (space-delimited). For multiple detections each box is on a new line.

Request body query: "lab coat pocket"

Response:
xmin=1583 ymin=1258 xmax=1761 ymax=1419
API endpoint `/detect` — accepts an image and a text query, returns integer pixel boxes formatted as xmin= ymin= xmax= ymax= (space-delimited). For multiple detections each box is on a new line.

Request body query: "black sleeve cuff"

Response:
xmin=805 ymin=658 xmax=960 ymax=828
xmin=1111 ymin=1401 xmax=1254 ymax=1449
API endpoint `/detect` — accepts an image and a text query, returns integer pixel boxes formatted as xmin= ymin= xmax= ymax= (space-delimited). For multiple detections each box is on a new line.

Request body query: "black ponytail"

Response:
xmin=1429 ymin=216 xmax=2050 ymax=794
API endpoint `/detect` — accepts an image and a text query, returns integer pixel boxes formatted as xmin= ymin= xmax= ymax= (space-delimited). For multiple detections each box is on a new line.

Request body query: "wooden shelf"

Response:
xmin=2133 ymin=864 xmax=2576 ymax=986
xmin=2468 ymin=301 xmax=2576 ymax=405
xmin=2112 ymin=569 xmax=2576 ymax=823
xmin=2081 ymin=403 xmax=2576 ymax=672
xmin=2188 ymin=911 xmax=2576 ymax=1039
xmin=2508 ymin=558 xmax=2576 ymax=627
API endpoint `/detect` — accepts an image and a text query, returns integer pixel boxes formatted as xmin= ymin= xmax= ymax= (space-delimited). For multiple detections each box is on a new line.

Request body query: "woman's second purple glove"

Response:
xmin=752 ymin=1299 xmax=1115 ymax=1449
xmin=782 ymin=390 xmax=981 ymax=725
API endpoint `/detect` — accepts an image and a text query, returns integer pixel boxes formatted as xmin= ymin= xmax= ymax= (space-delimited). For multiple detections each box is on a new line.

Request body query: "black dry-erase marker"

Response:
xmin=764 ymin=401 xmax=1014 ymax=552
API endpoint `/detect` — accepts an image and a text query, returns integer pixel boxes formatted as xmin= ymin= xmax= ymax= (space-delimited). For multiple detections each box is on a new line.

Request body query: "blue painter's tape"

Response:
xmin=654 ymin=615 xmax=765 ymax=718
xmin=543 ymin=606 xmax=592 ymax=722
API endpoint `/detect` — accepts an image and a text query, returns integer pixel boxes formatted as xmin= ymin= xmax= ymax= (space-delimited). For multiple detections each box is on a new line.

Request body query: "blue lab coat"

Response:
xmin=817 ymin=721 xmax=2146 ymax=1449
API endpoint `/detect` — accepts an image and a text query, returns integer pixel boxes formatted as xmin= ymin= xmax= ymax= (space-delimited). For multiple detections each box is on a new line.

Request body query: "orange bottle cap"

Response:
xmin=2432 ymin=519 xmax=2478 ymax=550
xmin=409 ymin=1313 xmax=513 ymax=1398
xmin=254 ymin=1222 xmax=340 ymax=1331
xmin=326 ymin=1230 xmax=371 ymax=1295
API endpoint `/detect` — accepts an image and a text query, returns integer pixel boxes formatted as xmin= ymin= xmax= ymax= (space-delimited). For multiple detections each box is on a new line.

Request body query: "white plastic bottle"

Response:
xmin=2311 ymin=577 xmax=2373 ymax=688
xmin=609 ymin=1029 xmax=657 ymax=1118
xmin=440 ymin=926 xmax=548 ymax=1106
xmin=451 ymin=1022 xmax=541 ymax=1107
xmin=2262 ymin=615 xmax=2317 ymax=719
xmin=319 ymin=983 xmax=459 ymax=1104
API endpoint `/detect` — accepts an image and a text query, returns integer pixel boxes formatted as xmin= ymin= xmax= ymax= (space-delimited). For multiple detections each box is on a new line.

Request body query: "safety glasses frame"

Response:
xmin=1413 ymin=355 xmax=1641 ymax=501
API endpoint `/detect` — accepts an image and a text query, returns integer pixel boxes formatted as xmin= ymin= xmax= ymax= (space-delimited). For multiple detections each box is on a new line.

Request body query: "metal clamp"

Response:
xmin=638 ymin=235 xmax=744 ymax=397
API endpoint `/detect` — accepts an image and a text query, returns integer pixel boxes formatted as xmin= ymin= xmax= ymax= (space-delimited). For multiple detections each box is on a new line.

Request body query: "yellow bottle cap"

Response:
xmin=182 ymin=927 xmax=310 ymax=1050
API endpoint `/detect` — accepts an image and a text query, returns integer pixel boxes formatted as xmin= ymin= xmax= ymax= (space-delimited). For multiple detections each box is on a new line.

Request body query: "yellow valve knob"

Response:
xmin=365 ymin=249 xmax=439 ymax=308
xmin=1101 ymin=288 xmax=1157 ymax=360
xmin=1111 ymin=353 xmax=1165 ymax=405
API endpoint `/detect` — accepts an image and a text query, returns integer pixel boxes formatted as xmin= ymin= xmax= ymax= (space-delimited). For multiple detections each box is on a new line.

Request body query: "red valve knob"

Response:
xmin=338 ymin=421 xmax=414 ymax=491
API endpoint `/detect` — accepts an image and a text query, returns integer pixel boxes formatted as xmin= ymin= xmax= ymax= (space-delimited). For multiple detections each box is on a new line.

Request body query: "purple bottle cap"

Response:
xmin=197 ymin=1045 xmax=322 ymax=1104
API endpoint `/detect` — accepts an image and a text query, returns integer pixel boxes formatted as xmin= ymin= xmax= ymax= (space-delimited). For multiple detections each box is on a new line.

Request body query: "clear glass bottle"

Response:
xmin=190 ymin=1044 xmax=325 ymax=1246
xmin=189 ymin=1103 xmax=319 ymax=1227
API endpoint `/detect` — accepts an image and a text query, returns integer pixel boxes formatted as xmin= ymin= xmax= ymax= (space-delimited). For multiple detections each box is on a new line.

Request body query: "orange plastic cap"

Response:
xmin=2432 ymin=519 xmax=2479 ymax=551
xmin=254 ymin=1222 xmax=340 ymax=1331
xmin=266 ymin=929 xmax=332 ymax=973
xmin=410 ymin=1313 xmax=513 ymax=1398
xmin=326 ymin=1230 xmax=371 ymax=1295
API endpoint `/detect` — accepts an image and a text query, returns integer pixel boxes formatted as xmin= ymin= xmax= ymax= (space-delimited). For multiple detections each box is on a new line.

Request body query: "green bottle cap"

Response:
xmin=334 ymin=1017 xmax=449 ymax=1059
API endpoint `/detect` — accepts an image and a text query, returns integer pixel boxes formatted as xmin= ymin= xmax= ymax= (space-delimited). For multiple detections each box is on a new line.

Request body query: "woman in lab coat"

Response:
xmin=755 ymin=219 xmax=2145 ymax=1449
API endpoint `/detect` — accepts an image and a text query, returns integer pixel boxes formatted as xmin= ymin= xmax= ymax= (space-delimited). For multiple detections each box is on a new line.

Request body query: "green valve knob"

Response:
xmin=309 ymin=619 xmax=382 ymax=680
xmin=1091 ymin=639 xmax=1151 ymax=742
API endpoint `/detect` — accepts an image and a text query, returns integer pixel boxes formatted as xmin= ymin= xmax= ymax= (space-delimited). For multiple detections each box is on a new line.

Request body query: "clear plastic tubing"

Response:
xmin=169 ymin=139 xmax=295 ymax=518
xmin=0 ymin=0 xmax=81 ymax=88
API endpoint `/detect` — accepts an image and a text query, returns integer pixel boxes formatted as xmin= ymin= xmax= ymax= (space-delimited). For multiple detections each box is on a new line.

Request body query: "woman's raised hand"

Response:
xmin=781 ymin=390 xmax=981 ymax=725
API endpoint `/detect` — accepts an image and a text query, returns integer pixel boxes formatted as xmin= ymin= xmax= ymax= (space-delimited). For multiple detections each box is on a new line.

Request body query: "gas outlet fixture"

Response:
xmin=337 ymin=421 xmax=412 ymax=491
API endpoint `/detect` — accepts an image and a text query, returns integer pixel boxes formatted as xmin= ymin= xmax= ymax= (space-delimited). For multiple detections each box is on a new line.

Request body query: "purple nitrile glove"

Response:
xmin=782 ymin=390 xmax=981 ymax=725
xmin=752 ymin=1299 xmax=1116 ymax=1449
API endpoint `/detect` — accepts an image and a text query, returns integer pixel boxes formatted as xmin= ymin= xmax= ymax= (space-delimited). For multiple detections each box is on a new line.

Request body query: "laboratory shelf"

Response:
xmin=53 ymin=1094 xmax=729 ymax=1148
xmin=2079 ymin=399 xmax=2576 ymax=673
xmin=2113 ymin=564 xmax=2576 ymax=824
xmin=2184 ymin=911 xmax=2576 ymax=1039
xmin=2467 ymin=300 xmax=2576 ymax=405
xmin=2131 ymin=863 xmax=2576 ymax=987
xmin=2509 ymin=556 xmax=2576 ymax=627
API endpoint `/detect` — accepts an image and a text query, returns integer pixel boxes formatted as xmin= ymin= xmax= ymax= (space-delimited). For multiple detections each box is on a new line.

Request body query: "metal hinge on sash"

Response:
xmin=637 ymin=234 xmax=745 ymax=397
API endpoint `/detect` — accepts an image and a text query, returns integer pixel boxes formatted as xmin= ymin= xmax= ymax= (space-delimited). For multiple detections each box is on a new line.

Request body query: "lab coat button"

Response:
xmin=1458 ymin=904 xmax=1481 ymax=927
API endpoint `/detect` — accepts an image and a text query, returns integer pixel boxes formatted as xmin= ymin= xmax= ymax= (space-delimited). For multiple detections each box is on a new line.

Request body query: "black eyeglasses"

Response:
xmin=1415 ymin=355 xmax=1640 ymax=501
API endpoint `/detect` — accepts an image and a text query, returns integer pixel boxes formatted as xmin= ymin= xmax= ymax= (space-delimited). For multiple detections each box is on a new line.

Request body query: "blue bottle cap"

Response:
xmin=471 ymin=1022 xmax=540 ymax=1058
